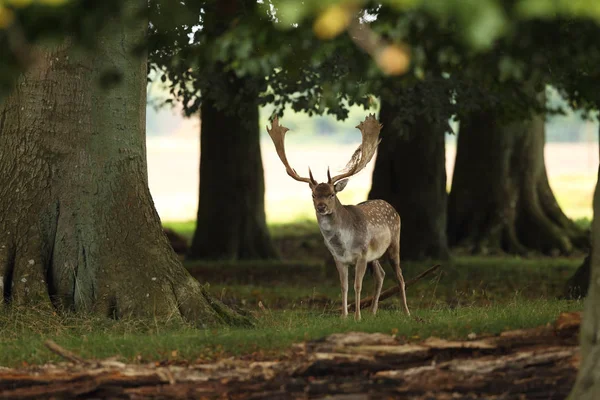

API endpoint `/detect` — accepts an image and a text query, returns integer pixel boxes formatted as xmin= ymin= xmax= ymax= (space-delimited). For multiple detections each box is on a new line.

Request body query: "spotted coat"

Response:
xmin=317 ymin=198 xmax=400 ymax=265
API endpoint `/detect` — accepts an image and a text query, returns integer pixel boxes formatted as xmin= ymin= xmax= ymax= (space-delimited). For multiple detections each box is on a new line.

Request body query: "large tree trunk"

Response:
xmin=188 ymin=95 xmax=277 ymax=260
xmin=0 ymin=1 xmax=249 ymax=326
xmin=447 ymin=109 xmax=588 ymax=255
xmin=368 ymin=99 xmax=450 ymax=261
xmin=569 ymin=164 xmax=600 ymax=399
xmin=187 ymin=0 xmax=277 ymax=261
xmin=564 ymin=251 xmax=591 ymax=300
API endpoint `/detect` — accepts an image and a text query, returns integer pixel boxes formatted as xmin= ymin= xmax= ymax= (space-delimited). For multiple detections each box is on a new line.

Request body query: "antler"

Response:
xmin=267 ymin=116 xmax=317 ymax=186
xmin=329 ymin=113 xmax=382 ymax=184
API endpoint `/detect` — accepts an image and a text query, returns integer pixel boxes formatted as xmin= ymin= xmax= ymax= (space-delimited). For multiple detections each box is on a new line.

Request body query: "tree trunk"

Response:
xmin=368 ymin=100 xmax=450 ymax=261
xmin=447 ymin=109 xmax=588 ymax=255
xmin=563 ymin=252 xmax=591 ymax=300
xmin=569 ymin=163 xmax=600 ymax=399
xmin=188 ymin=95 xmax=278 ymax=260
xmin=187 ymin=0 xmax=277 ymax=261
xmin=0 ymin=1 xmax=250 ymax=326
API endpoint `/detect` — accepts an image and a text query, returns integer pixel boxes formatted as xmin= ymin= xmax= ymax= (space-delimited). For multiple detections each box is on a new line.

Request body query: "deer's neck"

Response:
xmin=316 ymin=198 xmax=348 ymax=234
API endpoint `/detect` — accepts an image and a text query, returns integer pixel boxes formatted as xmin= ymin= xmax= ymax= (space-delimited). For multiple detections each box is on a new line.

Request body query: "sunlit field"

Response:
xmin=148 ymin=137 xmax=598 ymax=225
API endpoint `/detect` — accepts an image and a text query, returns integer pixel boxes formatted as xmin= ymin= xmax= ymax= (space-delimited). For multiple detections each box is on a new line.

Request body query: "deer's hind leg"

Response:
xmin=370 ymin=260 xmax=385 ymax=315
xmin=387 ymin=236 xmax=410 ymax=316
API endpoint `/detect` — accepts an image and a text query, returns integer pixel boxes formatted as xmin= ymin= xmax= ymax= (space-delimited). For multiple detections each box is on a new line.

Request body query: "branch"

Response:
xmin=44 ymin=340 xmax=91 ymax=365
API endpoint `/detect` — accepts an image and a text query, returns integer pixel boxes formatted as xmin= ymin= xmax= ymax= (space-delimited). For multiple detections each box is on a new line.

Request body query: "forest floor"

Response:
xmin=0 ymin=311 xmax=581 ymax=399
xmin=0 ymin=222 xmax=588 ymax=399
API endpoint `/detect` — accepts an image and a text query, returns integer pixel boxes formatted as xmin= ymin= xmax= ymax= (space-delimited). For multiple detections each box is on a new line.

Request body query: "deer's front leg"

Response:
xmin=354 ymin=255 xmax=368 ymax=321
xmin=334 ymin=259 xmax=349 ymax=318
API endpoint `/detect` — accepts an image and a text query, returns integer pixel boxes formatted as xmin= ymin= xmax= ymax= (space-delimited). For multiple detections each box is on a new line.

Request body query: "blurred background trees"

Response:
xmin=3 ymin=0 xmax=597 ymax=263
xmin=2 ymin=0 xmax=600 ymax=357
xmin=2 ymin=2 xmax=599 ymax=259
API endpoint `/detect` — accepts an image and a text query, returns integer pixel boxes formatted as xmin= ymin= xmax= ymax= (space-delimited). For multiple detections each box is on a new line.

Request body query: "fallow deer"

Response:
xmin=266 ymin=114 xmax=410 ymax=321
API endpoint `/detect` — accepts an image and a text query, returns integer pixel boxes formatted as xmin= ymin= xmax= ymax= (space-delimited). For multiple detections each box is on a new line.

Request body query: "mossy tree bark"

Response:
xmin=447 ymin=109 xmax=588 ymax=255
xmin=569 ymin=163 xmax=600 ymax=399
xmin=0 ymin=1 xmax=250 ymax=327
xmin=187 ymin=0 xmax=277 ymax=261
xmin=368 ymin=99 xmax=450 ymax=261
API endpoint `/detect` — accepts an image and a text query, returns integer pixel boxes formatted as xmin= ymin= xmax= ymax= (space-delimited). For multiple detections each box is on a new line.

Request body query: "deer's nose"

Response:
xmin=316 ymin=204 xmax=327 ymax=212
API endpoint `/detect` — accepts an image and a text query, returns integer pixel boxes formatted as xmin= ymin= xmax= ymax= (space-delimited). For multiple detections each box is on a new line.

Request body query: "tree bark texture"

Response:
xmin=0 ymin=1 xmax=249 ymax=326
xmin=188 ymin=95 xmax=277 ymax=260
xmin=447 ymin=109 xmax=588 ymax=256
xmin=564 ymin=252 xmax=591 ymax=300
xmin=188 ymin=0 xmax=277 ymax=261
xmin=569 ymin=163 xmax=600 ymax=399
xmin=368 ymin=100 xmax=450 ymax=261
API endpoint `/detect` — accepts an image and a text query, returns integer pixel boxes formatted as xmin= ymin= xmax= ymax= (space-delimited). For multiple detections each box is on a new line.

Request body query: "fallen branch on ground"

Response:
xmin=341 ymin=264 xmax=441 ymax=312
xmin=44 ymin=340 xmax=91 ymax=365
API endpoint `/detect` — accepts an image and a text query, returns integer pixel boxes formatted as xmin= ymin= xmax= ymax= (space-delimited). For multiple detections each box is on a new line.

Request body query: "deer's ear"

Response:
xmin=334 ymin=179 xmax=349 ymax=193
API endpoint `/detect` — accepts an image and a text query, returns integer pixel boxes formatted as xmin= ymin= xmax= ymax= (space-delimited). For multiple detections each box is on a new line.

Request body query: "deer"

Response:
xmin=266 ymin=114 xmax=410 ymax=321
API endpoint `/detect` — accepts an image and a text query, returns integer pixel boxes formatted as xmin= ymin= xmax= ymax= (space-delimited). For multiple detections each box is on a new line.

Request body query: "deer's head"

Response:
xmin=309 ymin=170 xmax=349 ymax=215
xmin=266 ymin=114 xmax=382 ymax=216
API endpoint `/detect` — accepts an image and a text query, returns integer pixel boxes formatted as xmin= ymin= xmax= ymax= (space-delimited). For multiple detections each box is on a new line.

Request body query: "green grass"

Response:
xmin=162 ymin=220 xmax=196 ymax=240
xmin=0 ymin=299 xmax=582 ymax=367
xmin=190 ymin=255 xmax=581 ymax=310
xmin=0 ymin=217 xmax=588 ymax=368
xmin=0 ymin=254 xmax=583 ymax=367
xmin=575 ymin=217 xmax=592 ymax=230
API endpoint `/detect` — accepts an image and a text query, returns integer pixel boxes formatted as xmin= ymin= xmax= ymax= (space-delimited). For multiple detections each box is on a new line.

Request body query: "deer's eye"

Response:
xmin=330 ymin=194 xmax=335 ymax=198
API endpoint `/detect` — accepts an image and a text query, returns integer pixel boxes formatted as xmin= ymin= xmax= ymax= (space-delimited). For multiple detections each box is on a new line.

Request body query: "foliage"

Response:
xmin=0 ymin=0 xmax=130 ymax=99
xmin=146 ymin=0 xmax=600 ymax=138
xmin=3 ymin=1 xmax=600 ymax=120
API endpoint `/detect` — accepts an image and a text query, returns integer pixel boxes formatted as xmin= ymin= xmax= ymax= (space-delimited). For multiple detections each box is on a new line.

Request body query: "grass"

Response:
xmin=0 ymin=299 xmax=582 ymax=368
xmin=0 ymin=217 xmax=589 ymax=368
xmin=0 ymin=251 xmax=585 ymax=367
xmin=190 ymin=255 xmax=581 ymax=310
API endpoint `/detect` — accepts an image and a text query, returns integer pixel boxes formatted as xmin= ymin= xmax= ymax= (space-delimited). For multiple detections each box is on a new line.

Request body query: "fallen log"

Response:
xmin=341 ymin=264 xmax=441 ymax=312
xmin=0 ymin=312 xmax=581 ymax=400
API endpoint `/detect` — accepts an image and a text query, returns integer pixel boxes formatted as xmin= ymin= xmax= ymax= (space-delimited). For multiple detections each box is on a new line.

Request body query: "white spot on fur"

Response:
xmin=21 ymin=278 xmax=27 ymax=283
xmin=151 ymin=277 xmax=157 ymax=281
xmin=28 ymin=259 xmax=35 ymax=266
xmin=146 ymin=293 xmax=150 ymax=297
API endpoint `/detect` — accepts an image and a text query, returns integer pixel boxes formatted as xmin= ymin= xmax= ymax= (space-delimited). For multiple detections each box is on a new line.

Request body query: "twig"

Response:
xmin=44 ymin=340 xmax=90 ymax=365
xmin=342 ymin=264 xmax=442 ymax=312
